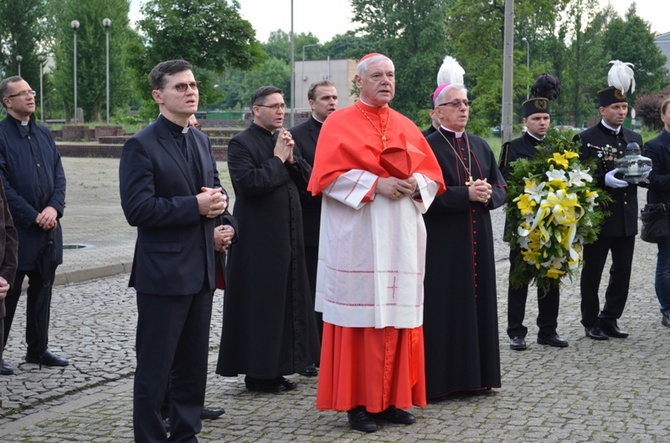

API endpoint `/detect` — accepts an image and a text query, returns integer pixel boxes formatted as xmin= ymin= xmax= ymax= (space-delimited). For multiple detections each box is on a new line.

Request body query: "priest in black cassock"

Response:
xmin=499 ymin=74 xmax=568 ymax=351
xmin=216 ymin=86 xmax=320 ymax=393
xmin=423 ymin=81 xmax=506 ymax=399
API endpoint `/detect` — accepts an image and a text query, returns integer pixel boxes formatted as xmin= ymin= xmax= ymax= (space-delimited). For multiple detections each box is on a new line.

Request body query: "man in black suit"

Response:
xmin=574 ymin=68 xmax=643 ymax=341
xmin=119 ymin=59 xmax=228 ymax=442
xmin=290 ymin=81 xmax=338 ymax=377
xmin=500 ymin=93 xmax=567 ymax=350
xmin=643 ymin=98 xmax=670 ymax=328
xmin=0 ymin=75 xmax=68 ymax=372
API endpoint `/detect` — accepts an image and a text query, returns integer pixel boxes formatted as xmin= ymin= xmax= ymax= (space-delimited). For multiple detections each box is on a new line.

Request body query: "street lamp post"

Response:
xmin=522 ymin=37 xmax=530 ymax=100
xmin=103 ymin=18 xmax=112 ymax=124
xmin=16 ymin=55 xmax=22 ymax=76
xmin=301 ymin=43 xmax=319 ymax=111
xmin=38 ymin=55 xmax=46 ymax=123
xmin=71 ymin=20 xmax=80 ymax=123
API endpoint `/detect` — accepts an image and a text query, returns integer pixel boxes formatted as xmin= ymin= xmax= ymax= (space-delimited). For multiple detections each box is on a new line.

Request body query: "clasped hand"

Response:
xmin=197 ymin=187 xmax=227 ymax=218
xmin=376 ymin=176 xmax=418 ymax=200
xmin=274 ymin=128 xmax=296 ymax=164
xmin=468 ymin=179 xmax=492 ymax=204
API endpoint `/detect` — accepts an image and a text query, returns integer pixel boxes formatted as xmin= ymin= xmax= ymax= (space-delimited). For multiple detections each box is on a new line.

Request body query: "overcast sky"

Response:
xmin=129 ymin=0 xmax=669 ymax=44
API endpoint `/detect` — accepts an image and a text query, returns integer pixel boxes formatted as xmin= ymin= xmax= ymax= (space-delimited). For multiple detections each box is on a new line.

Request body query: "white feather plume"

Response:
xmin=437 ymin=55 xmax=465 ymax=86
xmin=607 ymin=60 xmax=636 ymax=94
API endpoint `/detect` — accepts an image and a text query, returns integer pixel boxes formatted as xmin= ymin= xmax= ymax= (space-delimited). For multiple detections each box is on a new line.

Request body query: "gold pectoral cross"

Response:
xmin=465 ymin=176 xmax=473 ymax=186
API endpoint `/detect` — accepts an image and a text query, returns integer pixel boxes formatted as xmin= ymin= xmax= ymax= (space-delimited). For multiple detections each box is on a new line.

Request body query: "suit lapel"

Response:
xmin=156 ymin=125 xmax=194 ymax=189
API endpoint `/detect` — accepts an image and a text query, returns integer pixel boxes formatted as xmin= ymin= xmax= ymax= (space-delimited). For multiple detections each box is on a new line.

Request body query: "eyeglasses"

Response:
xmin=5 ymin=90 xmax=36 ymax=99
xmin=170 ymin=82 xmax=200 ymax=93
xmin=256 ymin=103 xmax=286 ymax=111
xmin=437 ymin=99 xmax=471 ymax=108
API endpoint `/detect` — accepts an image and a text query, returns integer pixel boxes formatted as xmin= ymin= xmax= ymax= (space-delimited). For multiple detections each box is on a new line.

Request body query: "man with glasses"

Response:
xmin=0 ymin=76 xmax=67 ymax=374
xmin=216 ymin=86 xmax=320 ymax=394
xmin=119 ymin=59 xmax=228 ymax=441
xmin=423 ymin=81 xmax=506 ymax=399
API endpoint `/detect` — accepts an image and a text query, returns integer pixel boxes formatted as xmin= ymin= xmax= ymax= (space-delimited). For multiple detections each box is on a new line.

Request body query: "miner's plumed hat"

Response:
xmin=522 ymin=73 xmax=560 ymax=118
xmin=597 ymin=60 xmax=635 ymax=107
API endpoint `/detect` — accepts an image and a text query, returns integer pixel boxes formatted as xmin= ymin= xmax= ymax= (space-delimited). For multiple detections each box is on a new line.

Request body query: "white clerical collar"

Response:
xmin=601 ymin=120 xmax=620 ymax=134
xmin=311 ymin=115 xmax=324 ymax=124
xmin=526 ymin=131 xmax=544 ymax=142
xmin=440 ymin=125 xmax=464 ymax=138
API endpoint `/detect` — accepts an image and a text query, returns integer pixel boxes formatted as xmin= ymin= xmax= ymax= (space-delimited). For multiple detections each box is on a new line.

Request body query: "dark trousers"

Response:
xmin=507 ymin=249 xmax=560 ymax=339
xmin=3 ymin=269 xmax=48 ymax=356
xmin=133 ymin=287 xmax=213 ymax=443
xmin=580 ymin=235 xmax=635 ymax=328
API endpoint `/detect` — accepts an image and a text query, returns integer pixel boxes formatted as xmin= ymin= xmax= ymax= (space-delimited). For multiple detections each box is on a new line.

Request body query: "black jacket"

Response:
xmin=575 ymin=122 xmax=643 ymax=237
xmin=0 ymin=115 xmax=65 ymax=270
xmin=644 ymin=129 xmax=670 ymax=205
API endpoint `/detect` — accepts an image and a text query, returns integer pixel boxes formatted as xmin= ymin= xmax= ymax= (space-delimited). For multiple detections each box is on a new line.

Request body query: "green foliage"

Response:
xmin=350 ymin=0 xmax=452 ymax=120
xmin=48 ymin=0 xmax=135 ymax=123
xmin=634 ymin=95 xmax=665 ymax=132
xmin=505 ymin=129 xmax=609 ymax=293
xmin=138 ymin=0 xmax=265 ymax=73
xmin=0 ymin=0 xmax=47 ymax=91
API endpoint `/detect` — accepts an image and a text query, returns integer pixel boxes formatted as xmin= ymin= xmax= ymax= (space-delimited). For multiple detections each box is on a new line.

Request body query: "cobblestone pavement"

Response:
xmin=1 ymin=158 xmax=669 ymax=442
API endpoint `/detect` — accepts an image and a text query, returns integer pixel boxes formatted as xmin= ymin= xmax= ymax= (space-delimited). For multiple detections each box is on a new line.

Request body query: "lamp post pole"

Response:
xmin=38 ymin=55 xmax=46 ymax=123
xmin=71 ymin=20 xmax=80 ymax=123
xmin=16 ymin=55 xmax=22 ymax=76
xmin=522 ymin=37 xmax=530 ymax=100
xmin=103 ymin=18 xmax=112 ymax=124
xmin=301 ymin=43 xmax=319 ymax=111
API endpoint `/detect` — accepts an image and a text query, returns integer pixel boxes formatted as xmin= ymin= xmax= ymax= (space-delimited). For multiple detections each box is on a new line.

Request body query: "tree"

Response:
xmin=138 ymin=0 xmax=264 ymax=73
xmin=49 ymin=0 xmax=134 ymax=123
xmin=447 ymin=0 xmax=570 ymax=128
xmin=601 ymin=4 xmax=668 ymax=97
xmin=635 ymin=94 xmax=665 ymax=131
xmin=322 ymin=32 xmax=374 ymax=60
xmin=350 ymin=0 xmax=453 ymax=120
xmin=0 ymin=0 xmax=46 ymax=98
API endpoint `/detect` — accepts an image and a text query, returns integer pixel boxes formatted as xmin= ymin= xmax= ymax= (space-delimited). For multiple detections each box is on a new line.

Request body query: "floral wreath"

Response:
xmin=505 ymin=130 xmax=610 ymax=293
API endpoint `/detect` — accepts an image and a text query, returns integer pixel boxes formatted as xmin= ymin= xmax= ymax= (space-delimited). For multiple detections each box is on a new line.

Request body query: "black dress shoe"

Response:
xmin=509 ymin=336 xmax=527 ymax=351
xmin=584 ymin=326 xmax=609 ymax=340
xmin=0 ymin=360 xmax=13 ymax=376
xmin=25 ymin=350 xmax=69 ymax=367
xmin=376 ymin=406 xmax=416 ymax=425
xmin=200 ymin=407 xmax=225 ymax=420
xmin=280 ymin=376 xmax=297 ymax=391
xmin=245 ymin=376 xmax=297 ymax=392
xmin=662 ymin=312 xmax=670 ymax=328
xmin=299 ymin=363 xmax=318 ymax=377
xmin=537 ymin=334 xmax=568 ymax=348
xmin=347 ymin=406 xmax=377 ymax=433
xmin=600 ymin=323 xmax=629 ymax=338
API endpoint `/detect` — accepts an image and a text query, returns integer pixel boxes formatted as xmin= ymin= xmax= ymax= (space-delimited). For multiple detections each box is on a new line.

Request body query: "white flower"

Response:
xmin=545 ymin=169 xmax=567 ymax=182
xmin=524 ymin=180 xmax=546 ymax=203
xmin=567 ymin=167 xmax=594 ymax=187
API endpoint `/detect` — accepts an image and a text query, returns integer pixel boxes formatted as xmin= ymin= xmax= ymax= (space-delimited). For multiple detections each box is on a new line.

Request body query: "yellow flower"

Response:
xmin=516 ymin=193 xmax=537 ymax=216
xmin=522 ymin=248 xmax=542 ymax=267
xmin=545 ymin=267 xmax=566 ymax=279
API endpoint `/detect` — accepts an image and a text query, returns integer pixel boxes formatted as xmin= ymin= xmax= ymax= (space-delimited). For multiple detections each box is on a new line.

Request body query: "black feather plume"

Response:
xmin=530 ymin=73 xmax=560 ymax=100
